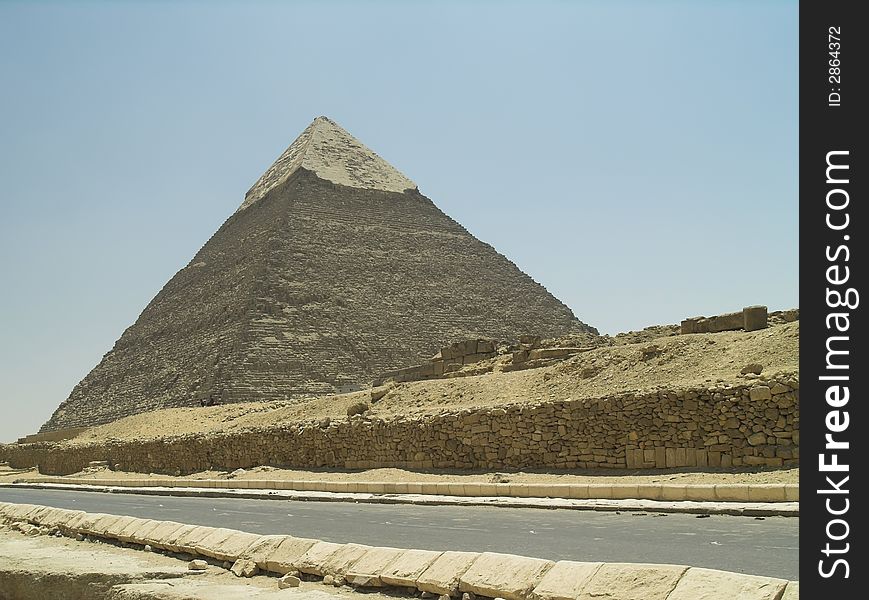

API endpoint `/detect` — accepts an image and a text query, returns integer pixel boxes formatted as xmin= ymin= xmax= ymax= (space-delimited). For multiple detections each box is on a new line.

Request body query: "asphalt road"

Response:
xmin=0 ymin=487 xmax=798 ymax=580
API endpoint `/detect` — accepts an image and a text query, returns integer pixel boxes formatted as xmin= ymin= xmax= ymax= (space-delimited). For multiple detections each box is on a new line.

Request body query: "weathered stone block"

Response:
xmin=780 ymin=581 xmax=799 ymax=599
xmin=143 ymin=521 xmax=185 ymax=549
xmin=667 ymin=567 xmax=787 ymax=600
xmin=417 ymin=551 xmax=480 ymax=595
xmin=380 ymin=549 xmax=443 ymax=588
xmin=577 ymin=563 xmax=686 ymax=600
xmin=530 ymin=561 xmax=602 ymax=600
xmin=345 ymin=546 xmax=405 ymax=587
xmin=458 ymin=552 xmax=554 ymax=600
xmin=174 ymin=525 xmax=219 ymax=554
xmin=241 ymin=535 xmax=288 ymax=569
xmin=263 ymin=536 xmax=318 ymax=574
xmin=195 ymin=528 xmax=261 ymax=562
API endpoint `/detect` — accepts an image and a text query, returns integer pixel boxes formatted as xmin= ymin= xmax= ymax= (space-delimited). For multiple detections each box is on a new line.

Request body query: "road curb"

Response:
xmin=10 ymin=476 xmax=799 ymax=503
xmin=0 ymin=482 xmax=798 ymax=517
xmin=0 ymin=500 xmax=799 ymax=600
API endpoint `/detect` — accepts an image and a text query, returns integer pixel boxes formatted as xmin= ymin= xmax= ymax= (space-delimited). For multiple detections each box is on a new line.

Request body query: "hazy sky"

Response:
xmin=0 ymin=1 xmax=797 ymax=442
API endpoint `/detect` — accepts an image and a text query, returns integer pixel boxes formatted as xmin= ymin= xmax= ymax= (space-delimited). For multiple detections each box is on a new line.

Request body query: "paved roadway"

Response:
xmin=0 ymin=487 xmax=798 ymax=580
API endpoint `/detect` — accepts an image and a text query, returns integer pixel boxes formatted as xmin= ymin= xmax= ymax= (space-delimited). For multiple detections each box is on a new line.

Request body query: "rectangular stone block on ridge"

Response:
xmin=458 ymin=552 xmax=554 ymax=600
xmin=666 ymin=567 xmax=788 ymax=600
xmin=416 ymin=551 xmax=481 ymax=595
xmin=530 ymin=561 xmax=603 ymax=600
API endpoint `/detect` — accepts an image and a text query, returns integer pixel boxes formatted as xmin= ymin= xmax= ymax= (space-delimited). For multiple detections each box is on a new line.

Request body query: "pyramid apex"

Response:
xmin=240 ymin=116 xmax=416 ymax=211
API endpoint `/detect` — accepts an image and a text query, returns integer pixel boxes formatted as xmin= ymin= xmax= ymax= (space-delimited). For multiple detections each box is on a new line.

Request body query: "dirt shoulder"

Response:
xmin=0 ymin=526 xmax=392 ymax=600
xmin=1 ymin=465 xmax=798 ymax=487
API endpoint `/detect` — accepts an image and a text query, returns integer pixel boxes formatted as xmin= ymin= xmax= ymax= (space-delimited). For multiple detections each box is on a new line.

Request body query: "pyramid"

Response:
xmin=41 ymin=117 xmax=597 ymax=431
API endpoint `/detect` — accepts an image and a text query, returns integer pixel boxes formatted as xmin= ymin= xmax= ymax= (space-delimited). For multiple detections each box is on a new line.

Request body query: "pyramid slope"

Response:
xmin=41 ymin=118 xmax=596 ymax=431
xmin=239 ymin=116 xmax=415 ymax=212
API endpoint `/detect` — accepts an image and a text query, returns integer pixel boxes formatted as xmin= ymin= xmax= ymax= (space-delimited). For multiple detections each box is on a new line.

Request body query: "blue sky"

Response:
xmin=0 ymin=1 xmax=797 ymax=442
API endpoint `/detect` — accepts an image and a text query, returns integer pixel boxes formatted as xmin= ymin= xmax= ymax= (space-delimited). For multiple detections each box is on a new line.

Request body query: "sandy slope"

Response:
xmin=62 ymin=322 xmax=798 ymax=446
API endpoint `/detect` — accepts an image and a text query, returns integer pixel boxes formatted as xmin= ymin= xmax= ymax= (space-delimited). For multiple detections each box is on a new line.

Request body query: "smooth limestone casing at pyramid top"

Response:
xmin=41 ymin=117 xmax=596 ymax=431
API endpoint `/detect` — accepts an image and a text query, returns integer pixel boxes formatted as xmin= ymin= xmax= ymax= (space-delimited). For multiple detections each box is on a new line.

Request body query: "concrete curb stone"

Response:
xmin=416 ymin=550 xmax=481 ymax=595
xmin=103 ymin=515 xmax=139 ymax=539
xmin=780 ymin=581 xmax=799 ymax=599
xmin=240 ymin=534 xmax=288 ymax=569
xmin=159 ymin=523 xmax=199 ymax=553
xmin=262 ymin=535 xmax=317 ymax=574
xmin=459 ymin=552 xmax=555 ymax=600
xmin=344 ymin=546 xmax=406 ymax=587
xmin=0 ymin=482 xmax=799 ymax=517
xmin=379 ymin=548 xmax=443 ymax=588
xmin=576 ymin=563 xmax=687 ymax=600
xmin=173 ymin=525 xmax=219 ymax=555
xmin=10 ymin=477 xmax=799 ymax=503
xmin=125 ymin=519 xmax=165 ymax=545
xmin=529 ymin=561 xmax=603 ymax=600
xmin=193 ymin=528 xmax=261 ymax=562
xmin=141 ymin=520 xmax=185 ymax=549
xmin=666 ymin=567 xmax=788 ymax=600
xmin=293 ymin=541 xmax=345 ymax=576
xmin=317 ymin=542 xmax=371 ymax=577
xmin=115 ymin=517 xmax=155 ymax=543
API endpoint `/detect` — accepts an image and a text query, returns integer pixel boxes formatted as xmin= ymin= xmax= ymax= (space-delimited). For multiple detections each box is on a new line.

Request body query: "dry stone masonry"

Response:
xmin=4 ymin=374 xmax=798 ymax=475
xmin=41 ymin=117 xmax=595 ymax=432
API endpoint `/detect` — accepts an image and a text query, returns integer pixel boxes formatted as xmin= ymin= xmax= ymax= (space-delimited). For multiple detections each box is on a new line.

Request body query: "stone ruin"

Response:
xmin=372 ymin=335 xmax=595 ymax=388
xmin=681 ymin=305 xmax=769 ymax=334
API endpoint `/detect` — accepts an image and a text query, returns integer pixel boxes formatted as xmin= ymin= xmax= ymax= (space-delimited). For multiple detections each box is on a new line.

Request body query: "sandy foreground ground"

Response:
xmin=0 ymin=526 xmax=392 ymax=600
xmin=0 ymin=465 xmax=798 ymax=487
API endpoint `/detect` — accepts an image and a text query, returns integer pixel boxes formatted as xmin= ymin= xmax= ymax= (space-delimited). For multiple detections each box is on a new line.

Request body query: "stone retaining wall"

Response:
xmin=0 ymin=376 xmax=798 ymax=476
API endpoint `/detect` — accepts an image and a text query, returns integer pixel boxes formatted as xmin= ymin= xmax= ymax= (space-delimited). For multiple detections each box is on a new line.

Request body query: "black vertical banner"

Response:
xmin=800 ymin=1 xmax=866 ymax=596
